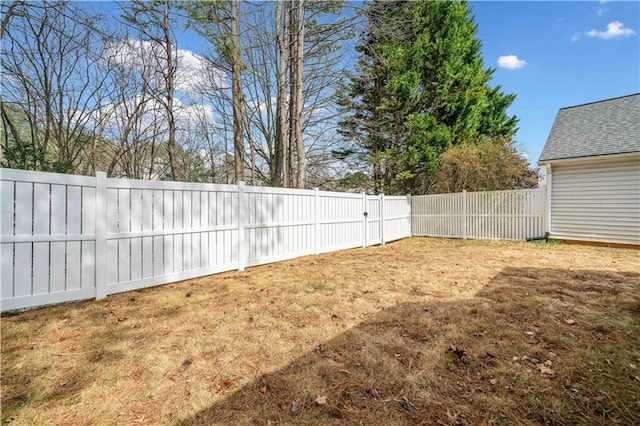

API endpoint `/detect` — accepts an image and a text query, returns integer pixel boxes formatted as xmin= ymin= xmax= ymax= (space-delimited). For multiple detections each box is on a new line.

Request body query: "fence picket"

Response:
xmin=66 ymin=185 xmax=82 ymax=291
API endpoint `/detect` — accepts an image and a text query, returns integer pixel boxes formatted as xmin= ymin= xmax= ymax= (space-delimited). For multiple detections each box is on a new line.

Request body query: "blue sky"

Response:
xmin=470 ymin=1 xmax=639 ymax=164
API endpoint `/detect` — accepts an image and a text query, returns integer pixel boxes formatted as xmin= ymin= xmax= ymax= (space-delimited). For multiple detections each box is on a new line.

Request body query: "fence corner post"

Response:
xmin=313 ymin=188 xmax=320 ymax=255
xmin=237 ymin=181 xmax=246 ymax=272
xmin=95 ymin=172 xmax=107 ymax=300
xmin=462 ymin=189 xmax=468 ymax=240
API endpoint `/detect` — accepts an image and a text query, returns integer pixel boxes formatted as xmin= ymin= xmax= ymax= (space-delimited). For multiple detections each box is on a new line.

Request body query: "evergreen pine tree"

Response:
xmin=341 ymin=0 xmax=518 ymax=194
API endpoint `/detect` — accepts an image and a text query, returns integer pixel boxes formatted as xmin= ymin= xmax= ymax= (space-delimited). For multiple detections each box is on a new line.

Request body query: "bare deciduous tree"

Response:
xmin=239 ymin=1 xmax=354 ymax=188
xmin=122 ymin=0 xmax=180 ymax=180
xmin=289 ymin=0 xmax=305 ymax=188
xmin=1 ymin=0 xmax=112 ymax=173
xmin=98 ymin=37 xmax=169 ymax=179
xmin=183 ymin=0 xmax=247 ymax=184
xmin=275 ymin=0 xmax=289 ymax=187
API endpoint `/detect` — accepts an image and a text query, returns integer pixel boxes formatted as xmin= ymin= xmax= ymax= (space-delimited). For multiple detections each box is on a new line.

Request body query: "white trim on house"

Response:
xmin=538 ymin=151 xmax=639 ymax=167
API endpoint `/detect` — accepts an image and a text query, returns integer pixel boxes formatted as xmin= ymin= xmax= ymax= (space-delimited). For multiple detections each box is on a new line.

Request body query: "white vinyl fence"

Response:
xmin=0 ymin=168 xmax=548 ymax=312
xmin=0 ymin=168 xmax=411 ymax=311
xmin=412 ymin=188 xmax=547 ymax=241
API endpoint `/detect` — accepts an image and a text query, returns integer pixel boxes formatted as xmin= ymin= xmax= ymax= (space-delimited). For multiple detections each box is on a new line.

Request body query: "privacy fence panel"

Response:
xmin=412 ymin=192 xmax=465 ymax=238
xmin=0 ymin=169 xmax=98 ymax=311
xmin=466 ymin=189 xmax=545 ymax=240
xmin=383 ymin=195 xmax=412 ymax=242
xmin=317 ymin=191 xmax=364 ymax=253
xmin=412 ymin=188 xmax=546 ymax=241
xmin=104 ymin=179 xmax=240 ymax=295
xmin=244 ymin=186 xmax=315 ymax=267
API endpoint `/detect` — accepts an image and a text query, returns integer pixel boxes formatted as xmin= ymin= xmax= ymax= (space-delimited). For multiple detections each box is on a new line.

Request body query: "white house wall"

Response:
xmin=549 ymin=155 xmax=640 ymax=245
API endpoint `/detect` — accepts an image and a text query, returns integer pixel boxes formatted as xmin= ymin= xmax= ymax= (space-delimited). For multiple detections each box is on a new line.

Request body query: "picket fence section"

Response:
xmin=0 ymin=169 xmax=411 ymax=311
xmin=412 ymin=188 xmax=546 ymax=241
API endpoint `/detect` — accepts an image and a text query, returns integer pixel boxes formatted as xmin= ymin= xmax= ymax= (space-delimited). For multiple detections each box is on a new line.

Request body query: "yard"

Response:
xmin=2 ymin=238 xmax=639 ymax=425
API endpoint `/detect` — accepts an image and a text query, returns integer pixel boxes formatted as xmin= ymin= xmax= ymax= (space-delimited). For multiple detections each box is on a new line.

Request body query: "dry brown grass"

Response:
xmin=2 ymin=238 xmax=639 ymax=425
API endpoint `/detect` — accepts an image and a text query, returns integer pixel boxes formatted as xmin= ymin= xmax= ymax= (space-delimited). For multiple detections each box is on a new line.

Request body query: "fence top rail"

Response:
xmin=413 ymin=187 xmax=543 ymax=199
xmin=412 ymin=192 xmax=464 ymax=200
xmin=107 ymin=177 xmax=239 ymax=192
xmin=318 ymin=190 xmax=366 ymax=199
xmin=0 ymin=168 xmax=96 ymax=187
xmin=244 ymin=185 xmax=316 ymax=196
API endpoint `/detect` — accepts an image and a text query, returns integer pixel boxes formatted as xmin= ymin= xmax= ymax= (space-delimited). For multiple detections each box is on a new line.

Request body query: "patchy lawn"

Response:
xmin=1 ymin=238 xmax=639 ymax=425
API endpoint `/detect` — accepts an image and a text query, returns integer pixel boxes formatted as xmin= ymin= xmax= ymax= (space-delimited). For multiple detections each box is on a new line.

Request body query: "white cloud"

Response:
xmin=571 ymin=32 xmax=581 ymax=42
xmin=175 ymin=50 xmax=224 ymax=95
xmin=90 ymin=94 xmax=217 ymax=146
xmin=103 ymin=38 xmax=225 ymax=96
xmin=586 ymin=21 xmax=635 ymax=39
xmin=103 ymin=38 xmax=158 ymax=70
xmin=497 ymin=55 xmax=527 ymax=70
xmin=174 ymin=99 xmax=214 ymax=127
xmin=597 ymin=8 xmax=608 ymax=17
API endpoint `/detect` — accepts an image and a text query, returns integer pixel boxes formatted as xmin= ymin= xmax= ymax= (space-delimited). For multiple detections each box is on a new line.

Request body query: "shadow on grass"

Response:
xmin=179 ymin=267 xmax=640 ymax=425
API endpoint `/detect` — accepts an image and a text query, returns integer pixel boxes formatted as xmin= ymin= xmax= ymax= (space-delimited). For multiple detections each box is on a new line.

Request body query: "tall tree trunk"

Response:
xmin=274 ymin=0 xmax=289 ymax=187
xmin=164 ymin=0 xmax=179 ymax=181
xmin=243 ymin=116 xmax=257 ymax=186
xmin=287 ymin=0 xmax=297 ymax=187
xmin=292 ymin=0 xmax=305 ymax=188
xmin=231 ymin=0 xmax=244 ymax=183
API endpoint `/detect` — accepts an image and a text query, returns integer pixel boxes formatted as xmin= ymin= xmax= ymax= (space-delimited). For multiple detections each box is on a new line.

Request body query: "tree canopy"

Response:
xmin=340 ymin=0 xmax=520 ymax=194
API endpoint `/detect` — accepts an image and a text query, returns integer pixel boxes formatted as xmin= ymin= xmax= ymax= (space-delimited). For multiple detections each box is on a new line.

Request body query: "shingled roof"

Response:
xmin=538 ymin=93 xmax=640 ymax=163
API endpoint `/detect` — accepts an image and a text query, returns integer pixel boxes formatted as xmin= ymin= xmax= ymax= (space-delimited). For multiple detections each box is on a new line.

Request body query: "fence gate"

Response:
xmin=365 ymin=195 xmax=382 ymax=246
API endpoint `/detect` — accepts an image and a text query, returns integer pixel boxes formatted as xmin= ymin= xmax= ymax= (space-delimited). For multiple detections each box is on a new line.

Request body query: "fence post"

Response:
xmin=380 ymin=193 xmax=385 ymax=245
xmin=462 ymin=189 xmax=467 ymax=240
xmin=237 ymin=181 xmax=246 ymax=272
xmin=95 ymin=172 xmax=107 ymax=300
xmin=313 ymin=188 xmax=319 ymax=255
xmin=362 ymin=192 xmax=367 ymax=248
xmin=406 ymin=193 xmax=412 ymax=237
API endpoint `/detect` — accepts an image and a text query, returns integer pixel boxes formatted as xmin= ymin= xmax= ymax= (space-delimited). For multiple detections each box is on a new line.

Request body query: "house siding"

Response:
xmin=550 ymin=155 xmax=640 ymax=246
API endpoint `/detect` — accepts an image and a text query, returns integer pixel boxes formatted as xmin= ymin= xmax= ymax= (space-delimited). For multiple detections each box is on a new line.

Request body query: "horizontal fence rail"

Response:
xmin=412 ymin=188 xmax=547 ymax=241
xmin=0 ymin=169 xmax=411 ymax=312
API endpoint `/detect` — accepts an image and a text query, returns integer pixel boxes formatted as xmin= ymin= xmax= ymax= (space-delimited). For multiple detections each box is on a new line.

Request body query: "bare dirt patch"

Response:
xmin=2 ymin=238 xmax=639 ymax=425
